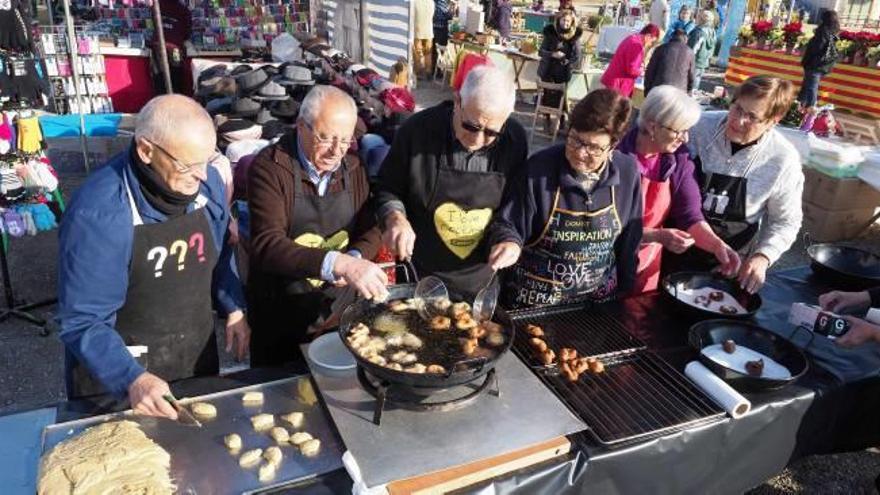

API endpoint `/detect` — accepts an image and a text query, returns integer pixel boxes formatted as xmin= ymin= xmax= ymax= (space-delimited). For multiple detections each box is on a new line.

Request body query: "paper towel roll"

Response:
xmin=685 ymin=361 xmax=752 ymax=419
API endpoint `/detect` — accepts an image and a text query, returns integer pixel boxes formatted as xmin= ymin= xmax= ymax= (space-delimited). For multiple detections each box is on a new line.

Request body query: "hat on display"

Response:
xmin=254 ymin=108 xmax=276 ymax=125
xmin=236 ymin=69 xmax=270 ymax=94
xmin=269 ymin=97 xmax=301 ymax=120
xmin=230 ymin=97 xmax=261 ymax=119
xmin=197 ymin=76 xmax=238 ymax=99
xmin=251 ymin=81 xmax=288 ymax=101
xmin=261 ymin=65 xmax=280 ymax=77
xmin=230 ymin=64 xmax=254 ymax=76
xmin=276 ymin=65 xmax=315 ymax=86
xmin=225 ymin=139 xmax=270 ymax=165
xmin=218 ymin=120 xmax=264 ymax=148
xmin=261 ymin=120 xmax=289 ymax=140
xmin=381 ymin=87 xmax=416 ymax=113
xmin=198 ymin=64 xmax=228 ymax=83
xmin=205 ymin=96 xmax=234 ymax=116
xmin=345 ymin=63 xmax=367 ymax=76
xmin=355 ymin=68 xmax=381 ymax=88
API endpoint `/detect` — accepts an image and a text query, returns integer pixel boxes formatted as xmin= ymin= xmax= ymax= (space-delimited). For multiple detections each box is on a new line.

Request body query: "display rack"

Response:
xmin=38 ymin=29 xmax=114 ymax=115
xmin=188 ymin=0 xmax=310 ymax=51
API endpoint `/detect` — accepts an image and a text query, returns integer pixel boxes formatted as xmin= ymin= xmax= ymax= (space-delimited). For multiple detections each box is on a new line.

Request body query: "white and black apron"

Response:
xmin=71 ymin=175 xmax=219 ymax=398
xmin=409 ymin=152 xmax=506 ymax=298
xmin=502 ymin=187 xmax=622 ymax=309
xmin=249 ymin=162 xmax=358 ymax=366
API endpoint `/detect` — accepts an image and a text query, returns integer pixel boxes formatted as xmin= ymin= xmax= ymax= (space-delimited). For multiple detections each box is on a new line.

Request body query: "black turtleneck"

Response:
xmin=130 ymin=146 xmax=198 ymax=218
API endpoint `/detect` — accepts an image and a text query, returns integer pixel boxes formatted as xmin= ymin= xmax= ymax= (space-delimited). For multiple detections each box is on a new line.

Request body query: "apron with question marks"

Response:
xmin=71 ymin=173 xmax=219 ymax=398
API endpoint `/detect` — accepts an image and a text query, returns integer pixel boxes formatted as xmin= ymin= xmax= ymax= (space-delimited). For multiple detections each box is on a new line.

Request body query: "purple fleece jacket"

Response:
xmin=616 ymin=127 xmax=705 ymax=231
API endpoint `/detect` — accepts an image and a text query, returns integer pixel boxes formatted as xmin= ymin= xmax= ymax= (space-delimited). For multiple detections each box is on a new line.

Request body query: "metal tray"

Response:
xmin=40 ymin=376 xmax=344 ymax=494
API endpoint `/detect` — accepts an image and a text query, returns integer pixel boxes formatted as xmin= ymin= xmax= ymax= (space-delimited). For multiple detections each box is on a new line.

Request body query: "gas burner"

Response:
xmin=356 ymin=366 xmax=500 ymax=425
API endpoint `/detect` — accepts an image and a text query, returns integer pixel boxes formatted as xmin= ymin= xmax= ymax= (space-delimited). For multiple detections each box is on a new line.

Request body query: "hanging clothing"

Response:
xmin=0 ymin=0 xmax=32 ymax=51
xmin=58 ymin=144 xmax=245 ymax=398
xmin=489 ymin=145 xmax=643 ymax=309
xmin=375 ymin=101 xmax=528 ymax=298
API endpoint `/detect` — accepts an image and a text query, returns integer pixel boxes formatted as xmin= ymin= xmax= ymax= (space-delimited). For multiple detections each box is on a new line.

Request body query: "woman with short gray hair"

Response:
xmin=617 ymin=85 xmax=740 ymax=292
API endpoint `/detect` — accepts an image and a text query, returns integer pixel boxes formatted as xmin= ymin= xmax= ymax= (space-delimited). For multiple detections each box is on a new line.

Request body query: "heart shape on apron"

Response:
xmin=433 ymin=202 xmax=492 ymax=260
xmin=293 ymin=230 xmax=350 ymax=287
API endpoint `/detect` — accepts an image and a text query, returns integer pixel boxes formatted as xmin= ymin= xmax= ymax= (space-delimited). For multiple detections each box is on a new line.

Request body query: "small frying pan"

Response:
xmin=807 ymin=243 xmax=880 ymax=290
xmin=661 ymin=271 xmax=762 ymax=319
xmin=689 ymin=320 xmax=809 ymax=391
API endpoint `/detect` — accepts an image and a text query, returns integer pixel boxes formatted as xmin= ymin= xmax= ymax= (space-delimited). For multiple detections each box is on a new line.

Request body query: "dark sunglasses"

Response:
xmin=460 ymin=119 xmax=504 ymax=138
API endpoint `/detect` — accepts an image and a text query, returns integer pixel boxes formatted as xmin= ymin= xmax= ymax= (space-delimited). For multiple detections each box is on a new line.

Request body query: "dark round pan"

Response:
xmin=661 ymin=271 xmax=762 ymax=319
xmin=807 ymin=244 xmax=880 ymax=290
xmin=689 ymin=320 xmax=808 ymax=391
xmin=339 ymin=283 xmax=515 ymax=389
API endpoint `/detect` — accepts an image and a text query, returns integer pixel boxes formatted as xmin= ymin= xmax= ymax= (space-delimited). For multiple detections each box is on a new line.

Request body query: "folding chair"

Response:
xmin=530 ymin=81 xmax=568 ymax=145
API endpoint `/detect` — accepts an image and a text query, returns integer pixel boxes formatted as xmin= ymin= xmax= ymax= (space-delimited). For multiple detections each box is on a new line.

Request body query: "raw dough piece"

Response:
xmin=191 ymin=402 xmax=217 ymax=419
xmin=242 ymin=391 xmax=264 ymax=405
xmin=258 ymin=462 xmax=277 ymax=482
xmin=290 ymin=431 xmax=314 ymax=446
xmin=263 ymin=446 xmax=283 ymax=466
xmin=38 ymin=421 xmax=173 ymax=495
xmin=280 ymin=411 xmax=304 ymax=428
xmin=300 ymin=438 xmax=322 ymax=457
xmin=239 ymin=448 xmax=263 ymax=468
xmin=224 ymin=433 xmax=242 ymax=451
xmin=251 ymin=413 xmax=274 ymax=431
xmin=269 ymin=426 xmax=290 ymax=444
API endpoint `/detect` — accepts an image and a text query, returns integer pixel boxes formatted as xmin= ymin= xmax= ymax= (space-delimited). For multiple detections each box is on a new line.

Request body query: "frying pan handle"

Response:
xmin=687 ymin=325 xmax=705 ymax=351
xmin=788 ymin=324 xmax=817 ymax=351
xmin=376 ymin=259 xmax=420 ymax=284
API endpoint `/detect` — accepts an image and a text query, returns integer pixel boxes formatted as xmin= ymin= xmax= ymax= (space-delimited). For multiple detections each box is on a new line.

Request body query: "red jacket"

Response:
xmin=600 ymin=34 xmax=645 ymax=97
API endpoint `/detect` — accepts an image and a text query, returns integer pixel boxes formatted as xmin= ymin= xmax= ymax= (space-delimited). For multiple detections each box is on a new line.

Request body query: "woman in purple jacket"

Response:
xmin=487 ymin=89 xmax=642 ymax=309
xmin=618 ymin=85 xmax=739 ymax=292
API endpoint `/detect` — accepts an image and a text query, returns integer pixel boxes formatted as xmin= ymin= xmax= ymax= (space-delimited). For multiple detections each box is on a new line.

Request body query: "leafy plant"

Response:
xmin=751 ymin=20 xmax=774 ymax=38
xmin=782 ymin=21 xmax=802 ymax=44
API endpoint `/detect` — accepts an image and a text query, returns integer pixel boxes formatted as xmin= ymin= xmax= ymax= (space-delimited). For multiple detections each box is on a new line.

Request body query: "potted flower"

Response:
xmin=782 ymin=21 xmax=802 ymax=54
xmin=836 ymin=38 xmax=854 ymax=63
xmin=768 ymin=27 xmax=784 ymax=50
xmin=737 ymin=25 xmax=754 ymax=49
xmin=751 ymin=20 xmax=774 ymax=50
xmin=519 ymin=33 xmax=540 ymax=54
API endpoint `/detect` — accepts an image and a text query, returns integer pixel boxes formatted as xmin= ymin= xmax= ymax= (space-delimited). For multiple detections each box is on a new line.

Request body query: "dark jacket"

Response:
xmin=802 ymin=26 xmax=839 ymax=75
xmin=644 ymin=37 xmax=694 ymax=94
xmin=688 ymin=25 xmax=716 ymax=70
xmin=537 ymin=24 xmax=583 ymax=84
xmin=488 ymin=145 xmax=643 ymax=295
xmin=247 ymin=131 xmax=381 ymax=282
xmin=616 ymin=127 xmax=704 ymax=230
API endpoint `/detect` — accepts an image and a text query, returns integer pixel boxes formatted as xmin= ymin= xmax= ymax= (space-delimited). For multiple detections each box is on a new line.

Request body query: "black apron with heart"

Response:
xmin=409 ymin=153 xmax=506 ymax=299
xmin=501 ymin=187 xmax=622 ymax=309
xmin=70 ymin=173 xmax=219 ymax=398
xmin=249 ymin=160 xmax=358 ymax=366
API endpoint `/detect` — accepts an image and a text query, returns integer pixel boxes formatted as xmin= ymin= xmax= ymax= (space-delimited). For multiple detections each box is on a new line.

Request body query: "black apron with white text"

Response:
xmin=70 ymin=175 xmax=219 ymax=398
xmin=501 ymin=187 xmax=622 ymax=309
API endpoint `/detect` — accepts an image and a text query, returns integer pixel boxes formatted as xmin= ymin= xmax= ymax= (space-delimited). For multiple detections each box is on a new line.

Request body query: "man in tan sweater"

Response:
xmin=414 ymin=0 xmax=436 ymax=78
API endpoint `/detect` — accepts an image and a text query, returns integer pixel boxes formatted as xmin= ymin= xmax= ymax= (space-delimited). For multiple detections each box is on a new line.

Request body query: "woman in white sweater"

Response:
xmin=677 ymin=75 xmax=803 ymax=294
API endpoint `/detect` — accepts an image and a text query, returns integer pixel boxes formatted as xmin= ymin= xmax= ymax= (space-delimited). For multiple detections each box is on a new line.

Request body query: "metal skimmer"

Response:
xmin=510 ymin=307 xmax=725 ymax=445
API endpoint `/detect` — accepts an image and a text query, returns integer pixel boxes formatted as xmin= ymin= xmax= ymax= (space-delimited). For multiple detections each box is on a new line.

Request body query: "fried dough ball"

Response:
xmin=559 ymin=347 xmax=578 ymax=362
xmin=402 ymin=333 xmax=423 ymax=349
xmin=455 ymin=315 xmax=478 ymax=331
xmin=386 ymin=362 xmax=404 ymax=371
xmin=390 ymin=351 xmax=418 ymax=365
xmin=461 ymin=338 xmax=479 ymax=355
xmin=430 ymin=316 xmax=452 ymax=331
xmin=389 ymin=300 xmax=410 ymax=313
xmin=722 ymin=339 xmax=736 ymax=354
xmin=280 ymin=412 xmax=304 ymax=428
xmin=709 ymin=290 xmax=725 ymax=302
xmin=574 ymin=357 xmax=591 ymax=374
xmin=485 ymin=331 xmax=506 ymax=347
xmin=427 ymin=364 xmax=447 ymax=374
xmin=745 ymin=359 xmax=764 ymax=377
xmin=719 ymin=305 xmax=739 ymax=315
xmin=589 ymin=359 xmax=605 ymax=374
xmin=482 ymin=321 xmax=503 ymax=333
xmin=451 ymin=302 xmax=471 ymax=318
xmin=385 ymin=333 xmax=405 ymax=347
xmin=538 ymin=349 xmax=556 ymax=365
xmin=366 ymin=354 xmax=387 ymax=366
xmin=350 ymin=323 xmax=370 ymax=337
xmin=561 ymin=362 xmax=579 ymax=382
xmin=525 ymin=324 xmax=544 ymax=337
xmin=405 ymin=363 xmax=427 ymax=374
xmin=529 ymin=337 xmax=548 ymax=353
xmin=433 ymin=298 xmax=453 ymax=311
xmin=466 ymin=326 xmax=486 ymax=339
xmin=348 ymin=333 xmax=370 ymax=350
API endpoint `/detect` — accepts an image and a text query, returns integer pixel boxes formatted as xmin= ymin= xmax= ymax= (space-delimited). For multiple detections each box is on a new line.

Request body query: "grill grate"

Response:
xmin=509 ymin=304 xmax=647 ymax=359
xmin=510 ymin=307 xmax=725 ymax=445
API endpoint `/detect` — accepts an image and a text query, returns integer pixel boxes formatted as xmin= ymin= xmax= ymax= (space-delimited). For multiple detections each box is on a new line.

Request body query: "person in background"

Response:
xmin=487 ymin=89 xmax=643 ymax=308
xmin=649 ymin=0 xmax=670 ymax=39
xmin=375 ymin=66 xmax=528 ymax=298
xmin=413 ymin=0 xmax=436 ymax=79
xmin=617 ymin=85 xmax=740 ymax=292
xmin=537 ymin=10 xmax=583 ymax=108
xmin=388 ymin=58 xmax=410 ymax=88
xmin=558 ymin=0 xmax=575 ymax=12
xmin=246 ymin=86 xmax=386 ymax=366
xmin=432 ymin=0 xmax=453 ymax=76
xmin=532 ymin=0 xmax=545 ymax=11
xmin=688 ymin=10 xmax=717 ymax=94
xmin=798 ymin=10 xmax=839 ymax=110
xmin=494 ymin=0 xmax=514 ymax=43
xmin=644 ymin=29 xmax=694 ymax=95
xmin=819 ymin=288 xmax=880 ymax=347
xmin=664 ymin=5 xmax=694 ymax=42
xmin=601 ymin=24 xmax=660 ymax=98
xmin=672 ymin=75 xmax=803 ymax=294
xmin=359 ymin=87 xmax=416 ymax=179
xmin=58 ymin=95 xmax=248 ymax=415
xmin=154 ymin=0 xmax=192 ymax=93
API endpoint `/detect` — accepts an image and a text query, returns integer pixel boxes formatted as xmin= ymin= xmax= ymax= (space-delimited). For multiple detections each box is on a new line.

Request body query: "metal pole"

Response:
xmin=152 ymin=0 xmax=174 ymax=94
xmin=46 ymin=0 xmax=54 ymax=28
xmin=61 ymin=0 xmax=89 ymax=172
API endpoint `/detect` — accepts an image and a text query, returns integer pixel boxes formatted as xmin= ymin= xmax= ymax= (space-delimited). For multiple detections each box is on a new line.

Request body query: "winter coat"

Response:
xmin=688 ymin=25 xmax=716 ymax=70
xmin=802 ymin=26 xmax=839 ymax=75
xmin=644 ymin=37 xmax=694 ymax=94
xmin=537 ymin=24 xmax=583 ymax=83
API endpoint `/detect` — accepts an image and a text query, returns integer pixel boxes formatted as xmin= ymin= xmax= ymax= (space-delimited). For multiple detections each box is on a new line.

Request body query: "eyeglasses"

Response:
xmin=303 ymin=121 xmax=353 ymax=149
xmin=457 ymin=104 xmax=504 ymax=138
xmin=146 ymin=139 xmax=217 ymax=175
xmin=566 ymin=132 xmax=612 ymax=157
xmin=660 ymin=124 xmax=689 ymax=140
xmin=729 ymin=102 xmax=766 ymax=125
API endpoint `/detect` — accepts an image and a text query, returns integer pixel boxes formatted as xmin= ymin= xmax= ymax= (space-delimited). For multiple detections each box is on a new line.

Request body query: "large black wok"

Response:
xmin=339 ymin=283 xmax=515 ymax=389
xmin=689 ymin=320 xmax=808 ymax=391
xmin=807 ymin=243 xmax=880 ymax=289
xmin=661 ymin=271 xmax=762 ymax=319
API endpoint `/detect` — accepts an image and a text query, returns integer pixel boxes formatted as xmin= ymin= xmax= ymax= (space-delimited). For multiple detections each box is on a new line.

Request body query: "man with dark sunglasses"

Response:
xmin=375 ymin=65 xmax=528 ymax=297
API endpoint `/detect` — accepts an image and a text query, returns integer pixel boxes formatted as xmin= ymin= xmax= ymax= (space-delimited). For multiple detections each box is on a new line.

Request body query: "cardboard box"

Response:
xmin=788 ymin=303 xmax=851 ymax=339
xmin=802 ymin=167 xmax=880 ymax=211
xmin=802 ymin=200 xmax=878 ymax=242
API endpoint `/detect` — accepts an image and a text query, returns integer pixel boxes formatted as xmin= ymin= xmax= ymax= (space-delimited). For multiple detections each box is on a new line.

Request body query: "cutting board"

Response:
xmin=387 ymin=436 xmax=571 ymax=495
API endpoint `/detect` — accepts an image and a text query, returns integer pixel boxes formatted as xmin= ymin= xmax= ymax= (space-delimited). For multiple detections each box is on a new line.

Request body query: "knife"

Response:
xmin=163 ymin=394 xmax=203 ymax=428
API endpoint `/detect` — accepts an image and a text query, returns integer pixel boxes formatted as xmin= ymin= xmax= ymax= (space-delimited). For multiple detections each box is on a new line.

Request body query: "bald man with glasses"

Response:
xmin=375 ymin=65 xmax=528 ymax=298
xmin=58 ymin=95 xmax=248 ymax=418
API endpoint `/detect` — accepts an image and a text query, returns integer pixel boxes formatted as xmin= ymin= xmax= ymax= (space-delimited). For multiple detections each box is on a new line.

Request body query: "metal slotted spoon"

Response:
xmin=472 ymin=270 xmax=499 ymax=322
